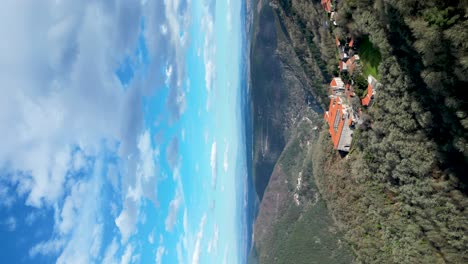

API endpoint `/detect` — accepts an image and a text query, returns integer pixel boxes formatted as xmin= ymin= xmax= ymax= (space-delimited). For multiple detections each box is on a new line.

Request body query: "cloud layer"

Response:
xmin=0 ymin=0 xmax=193 ymax=262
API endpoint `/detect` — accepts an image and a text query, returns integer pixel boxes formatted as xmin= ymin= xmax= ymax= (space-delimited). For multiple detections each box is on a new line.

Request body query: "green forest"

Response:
xmin=251 ymin=0 xmax=468 ymax=263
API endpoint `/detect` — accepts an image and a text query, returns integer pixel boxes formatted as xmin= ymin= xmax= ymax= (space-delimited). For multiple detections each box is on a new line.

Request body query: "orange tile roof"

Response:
xmin=324 ymin=97 xmax=346 ymax=149
xmin=321 ymin=0 xmax=332 ymax=13
xmin=361 ymin=83 xmax=373 ymax=106
xmin=330 ymin=77 xmax=344 ymax=89
xmin=335 ymin=36 xmax=340 ymax=47
xmin=349 ymin=38 xmax=354 ymax=48
xmin=346 ymin=57 xmax=356 ymax=74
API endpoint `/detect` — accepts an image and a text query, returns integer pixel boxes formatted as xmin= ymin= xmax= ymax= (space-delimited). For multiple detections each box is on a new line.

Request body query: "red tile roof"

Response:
xmin=335 ymin=36 xmax=340 ymax=47
xmin=330 ymin=77 xmax=344 ymax=89
xmin=324 ymin=97 xmax=346 ymax=149
xmin=361 ymin=83 xmax=373 ymax=106
xmin=321 ymin=0 xmax=332 ymax=13
xmin=349 ymin=38 xmax=354 ymax=48
xmin=346 ymin=55 xmax=358 ymax=74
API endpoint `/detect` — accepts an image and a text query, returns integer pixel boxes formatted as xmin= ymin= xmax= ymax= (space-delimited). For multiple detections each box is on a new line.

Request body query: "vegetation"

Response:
xmin=315 ymin=0 xmax=468 ymax=263
xmin=251 ymin=0 xmax=468 ymax=263
xmin=252 ymin=0 xmax=468 ymax=263
xmin=358 ymin=35 xmax=381 ymax=78
xmin=271 ymin=0 xmax=338 ymax=107
xmin=253 ymin=118 xmax=353 ymax=264
xmin=353 ymin=73 xmax=368 ymax=97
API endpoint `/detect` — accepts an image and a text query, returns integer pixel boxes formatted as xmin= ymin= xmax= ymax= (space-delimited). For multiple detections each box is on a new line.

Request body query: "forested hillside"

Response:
xmin=330 ymin=1 xmax=468 ymax=262
xmin=249 ymin=0 xmax=354 ymax=263
xmin=253 ymin=0 xmax=468 ymax=263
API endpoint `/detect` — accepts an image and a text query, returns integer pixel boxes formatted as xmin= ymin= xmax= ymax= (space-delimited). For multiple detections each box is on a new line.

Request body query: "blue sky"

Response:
xmin=0 ymin=0 xmax=251 ymax=263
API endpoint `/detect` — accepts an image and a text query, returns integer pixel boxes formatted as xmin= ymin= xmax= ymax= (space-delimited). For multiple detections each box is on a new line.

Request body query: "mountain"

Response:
xmin=249 ymin=0 xmax=468 ymax=263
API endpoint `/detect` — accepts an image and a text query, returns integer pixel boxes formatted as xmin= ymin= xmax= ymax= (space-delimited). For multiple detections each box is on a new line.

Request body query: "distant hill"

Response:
xmin=249 ymin=0 xmax=353 ymax=263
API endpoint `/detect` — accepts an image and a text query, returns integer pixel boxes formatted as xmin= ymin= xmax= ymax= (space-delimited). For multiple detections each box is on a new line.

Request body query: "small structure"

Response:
xmin=345 ymin=84 xmax=355 ymax=100
xmin=329 ymin=77 xmax=345 ymax=96
xmin=323 ymin=96 xmax=356 ymax=152
xmin=321 ymin=0 xmax=332 ymax=13
xmin=348 ymin=38 xmax=355 ymax=49
xmin=345 ymin=55 xmax=359 ymax=75
xmin=339 ymin=60 xmax=347 ymax=72
xmin=361 ymin=75 xmax=379 ymax=107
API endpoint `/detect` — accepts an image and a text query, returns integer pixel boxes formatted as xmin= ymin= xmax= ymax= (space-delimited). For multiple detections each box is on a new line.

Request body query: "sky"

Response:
xmin=0 ymin=0 xmax=252 ymax=263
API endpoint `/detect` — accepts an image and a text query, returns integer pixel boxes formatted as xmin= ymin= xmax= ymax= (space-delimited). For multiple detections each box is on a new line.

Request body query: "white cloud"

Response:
xmin=0 ymin=0 xmax=194 ymax=262
xmin=148 ymin=229 xmax=155 ymax=244
xmin=107 ymin=164 xmax=120 ymax=193
xmin=89 ymin=224 xmax=104 ymax=259
xmin=30 ymin=165 xmax=105 ymax=263
xmin=156 ymin=246 xmax=165 ymax=264
xmin=120 ymin=244 xmax=133 ymax=264
xmin=155 ymin=236 xmax=165 ymax=264
xmin=176 ymin=239 xmax=184 ymax=264
xmin=5 ymin=216 xmax=17 ymax=232
xmin=0 ymin=2 xmax=153 ymax=261
xmin=160 ymin=0 xmax=191 ymax=121
xmin=0 ymin=0 xmax=143 ymax=209
xmin=201 ymin=7 xmax=215 ymax=94
xmin=222 ymin=246 xmax=229 ymax=264
xmin=29 ymin=238 xmax=65 ymax=257
xmin=227 ymin=0 xmax=232 ymax=32
xmin=207 ymin=224 xmax=219 ymax=254
xmin=223 ymin=143 xmax=229 ymax=173
xmin=165 ymin=64 xmax=173 ymax=86
xmin=210 ymin=141 xmax=217 ymax=189
xmin=0 ymin=184 xmax=15 ymax=208
xmin=25 ymin=211 xmax=42 ymax=226
xmin=102 ymin=239 xmax=119 ymax=264
xmin=27 ymin=148 xmax=71 ymax=208
xmin=183 ymin=208 xmax=188 ymax=237
xmin=116 ymin=130 xmax=159 ymax=243
xmin=200 ymin=5 xmax=215 ymax=111
xmin=110 ymin=202 xmax=118 ymax=217
xmin=72 ymin=149 xmax=87 ymax=172
xmin=191 ymin=213 xmax=207 ymax=264
xmin=57 ymin=180 xmax=88 ymax=235
xmin=115 ymin=198 xmax=138 ymax=244
xmin=138 ymin=131 xmax=157 ymax=184
xmin=160 ymin=24 xmax=168 ymax=35
xmin=55 ymin=162 xmax=105 ymax=264
xmin=165 ymin=188 xmax=183 ymax=232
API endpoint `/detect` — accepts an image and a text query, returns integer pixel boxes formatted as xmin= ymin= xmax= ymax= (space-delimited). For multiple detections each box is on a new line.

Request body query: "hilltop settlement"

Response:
xmin=322 ymin=0 xmax=381 ymax=154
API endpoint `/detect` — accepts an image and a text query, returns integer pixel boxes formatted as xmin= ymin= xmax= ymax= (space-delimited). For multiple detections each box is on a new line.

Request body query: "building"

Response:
xmin=348 ymin=38 xmax=355 ymax=49
xmin=345 ymin=55 xmax=359 ymax=75
xmin=345 ymin=83 xmax=355 ymax=100
xmin=361 ymin=75 xmax=379 ymax=107
xmin=323 ymin=96 xmax=356 ymax=152
xmin=329 ymin=77 xmax=345 ymax=96
xmin=321 ymin=0 xmax=332 ymax=13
